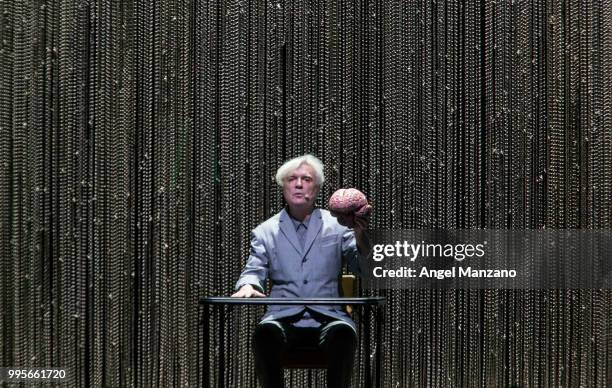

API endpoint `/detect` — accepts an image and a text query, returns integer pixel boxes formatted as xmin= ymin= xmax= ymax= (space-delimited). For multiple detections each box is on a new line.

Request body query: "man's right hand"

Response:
xmin=231 ymin=284 xmax=266 ymax=298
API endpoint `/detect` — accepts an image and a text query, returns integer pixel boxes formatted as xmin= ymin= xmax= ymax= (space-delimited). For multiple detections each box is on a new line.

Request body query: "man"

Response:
xmin=232 ymin=154 xmax=370 ymax=388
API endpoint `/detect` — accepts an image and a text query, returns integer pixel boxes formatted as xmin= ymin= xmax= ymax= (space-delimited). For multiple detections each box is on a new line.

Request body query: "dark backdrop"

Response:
xmin=1 ymin=0 xmax=611 ymax=386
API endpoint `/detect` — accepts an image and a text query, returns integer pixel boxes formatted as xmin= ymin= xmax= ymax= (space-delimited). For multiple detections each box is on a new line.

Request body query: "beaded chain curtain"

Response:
xmin=1 ymin=0 xmax=611 ymax=387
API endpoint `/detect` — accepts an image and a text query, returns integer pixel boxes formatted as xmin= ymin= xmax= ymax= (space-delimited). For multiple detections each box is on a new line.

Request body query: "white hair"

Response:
xmin=275 ymin=154 xmax=325 ymax=186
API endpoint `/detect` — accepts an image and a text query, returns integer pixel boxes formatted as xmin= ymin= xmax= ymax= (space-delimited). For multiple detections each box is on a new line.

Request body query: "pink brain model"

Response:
xmin=328 ymin=188 xmax=372 ymax=227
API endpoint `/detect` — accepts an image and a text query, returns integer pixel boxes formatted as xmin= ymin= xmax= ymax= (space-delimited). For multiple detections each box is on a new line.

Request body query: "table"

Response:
xmin=200 ymin=297 xmax=386 ymax=388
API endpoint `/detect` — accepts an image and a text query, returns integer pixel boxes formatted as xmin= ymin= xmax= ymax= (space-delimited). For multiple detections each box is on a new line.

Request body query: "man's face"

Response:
xmin=283 ymin=163 xmax=319 ymax=209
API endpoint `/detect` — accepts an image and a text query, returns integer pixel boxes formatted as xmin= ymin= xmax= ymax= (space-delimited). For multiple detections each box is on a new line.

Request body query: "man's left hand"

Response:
xmin=353 ymin=216 xmax=371 ymax=257
xmin=353 ymin=216 xmax=369 ymax=235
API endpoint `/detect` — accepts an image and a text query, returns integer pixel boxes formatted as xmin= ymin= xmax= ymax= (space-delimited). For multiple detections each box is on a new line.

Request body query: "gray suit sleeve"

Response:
xmin=341 ymin=228 xmax=362 ymax=276
xmin=235 ymin=229 xmax=269 ymax=293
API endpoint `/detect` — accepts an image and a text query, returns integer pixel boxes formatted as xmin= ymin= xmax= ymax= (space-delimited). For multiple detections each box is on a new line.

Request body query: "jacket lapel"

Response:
xmin=302 ymin=208 xmax=322 ymax=258
xmin=279 ymin=208 xmax=302 ymax=255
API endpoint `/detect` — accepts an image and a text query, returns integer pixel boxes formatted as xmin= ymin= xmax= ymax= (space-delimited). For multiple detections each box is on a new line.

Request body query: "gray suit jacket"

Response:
xmin=235 ymin=208 xmax=362 ymax=330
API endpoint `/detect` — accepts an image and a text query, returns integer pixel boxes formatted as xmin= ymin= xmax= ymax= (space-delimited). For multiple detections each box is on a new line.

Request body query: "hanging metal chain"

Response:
xmin=1 ymin=1 xmax=611 ymax=387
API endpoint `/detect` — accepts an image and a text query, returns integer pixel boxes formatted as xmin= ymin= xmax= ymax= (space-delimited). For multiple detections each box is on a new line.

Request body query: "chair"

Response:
xmin=279 ymin=274 xmax=357 ymax=369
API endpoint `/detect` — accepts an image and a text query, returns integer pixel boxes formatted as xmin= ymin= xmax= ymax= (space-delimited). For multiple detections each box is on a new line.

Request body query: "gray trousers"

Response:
xmin=252 ymin=318 xmax=357 ymax=388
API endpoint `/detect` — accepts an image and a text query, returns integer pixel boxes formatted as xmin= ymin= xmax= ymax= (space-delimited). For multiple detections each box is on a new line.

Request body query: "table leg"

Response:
xmin=376 ymin=307 xmax=382 ymax=388
xmin=219 ymin=305 xmax=225 ymax=388
xmin=202 ymin=305 xmax=209 ymax=387
xmin=364 ymin=305 xmax=372 ymax=388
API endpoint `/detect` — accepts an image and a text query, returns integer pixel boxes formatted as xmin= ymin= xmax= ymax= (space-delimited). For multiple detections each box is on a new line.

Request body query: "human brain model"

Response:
xmin=328 ymin=188 xmax=372 ymax=228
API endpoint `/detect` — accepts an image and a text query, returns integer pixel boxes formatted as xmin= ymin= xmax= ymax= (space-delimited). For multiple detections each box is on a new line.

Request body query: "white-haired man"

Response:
xmin=232 ymin=154 xmax=370 ymax=388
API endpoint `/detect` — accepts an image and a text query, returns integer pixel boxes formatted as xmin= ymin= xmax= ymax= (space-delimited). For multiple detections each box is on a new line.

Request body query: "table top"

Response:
xmin=200 ymin=296 xmax=386 ymax=306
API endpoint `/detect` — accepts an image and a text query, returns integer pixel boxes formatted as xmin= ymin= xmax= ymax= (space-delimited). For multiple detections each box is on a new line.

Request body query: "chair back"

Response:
xmin=340 ymin=274 xmax=357 ymax=315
